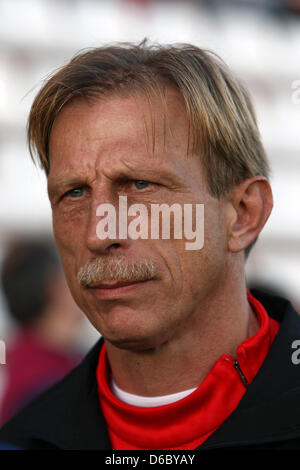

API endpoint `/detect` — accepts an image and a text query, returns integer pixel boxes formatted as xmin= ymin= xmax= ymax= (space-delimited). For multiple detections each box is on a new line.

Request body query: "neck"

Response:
xmin=105 ymin=264 xmax=259 ymax=397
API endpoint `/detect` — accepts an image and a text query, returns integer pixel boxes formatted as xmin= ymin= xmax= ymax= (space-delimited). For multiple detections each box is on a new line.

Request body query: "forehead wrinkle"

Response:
xmin=118 ymin=152 xmax=188 ymax=189
xmin=48 ymin=170 xmax=95 ymax=193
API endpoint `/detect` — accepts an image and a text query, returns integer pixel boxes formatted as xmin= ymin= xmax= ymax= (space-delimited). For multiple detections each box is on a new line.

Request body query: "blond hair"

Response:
xmin=28 ymin=41 xmax=269 ymax=195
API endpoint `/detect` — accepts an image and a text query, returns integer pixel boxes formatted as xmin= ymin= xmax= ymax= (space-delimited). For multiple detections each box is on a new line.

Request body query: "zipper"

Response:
xmin=234 ymin=359 xmax=248 ymax=388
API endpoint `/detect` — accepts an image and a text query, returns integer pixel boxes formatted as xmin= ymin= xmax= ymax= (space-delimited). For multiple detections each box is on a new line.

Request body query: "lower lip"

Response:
xmin=88 ymin=280 xmax=151 ymax=299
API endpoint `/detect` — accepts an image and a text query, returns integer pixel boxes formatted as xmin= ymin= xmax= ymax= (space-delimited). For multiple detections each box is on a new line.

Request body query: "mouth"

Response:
xmin=87 ymin=279 xmax=152 ymax=299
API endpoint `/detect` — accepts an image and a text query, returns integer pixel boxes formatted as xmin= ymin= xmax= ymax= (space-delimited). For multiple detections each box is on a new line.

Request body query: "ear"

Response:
xmin=227 ymin=176 xmax=273 ymax=254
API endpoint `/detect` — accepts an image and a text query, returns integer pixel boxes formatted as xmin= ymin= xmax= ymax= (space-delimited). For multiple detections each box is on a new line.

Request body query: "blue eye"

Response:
xmin=68 ymin=187 xmax=84 ymax=198
xmin=133 ymin=180 xmax=150 ymax=190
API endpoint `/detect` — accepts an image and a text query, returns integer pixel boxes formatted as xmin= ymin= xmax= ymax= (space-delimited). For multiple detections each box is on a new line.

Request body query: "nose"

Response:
xmin=85 ymin=190 xmax=130 ymax=254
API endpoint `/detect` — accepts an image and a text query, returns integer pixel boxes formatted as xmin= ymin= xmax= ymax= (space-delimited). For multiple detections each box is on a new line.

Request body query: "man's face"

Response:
xmin=48 ymin=90 xmax=229 ymax=351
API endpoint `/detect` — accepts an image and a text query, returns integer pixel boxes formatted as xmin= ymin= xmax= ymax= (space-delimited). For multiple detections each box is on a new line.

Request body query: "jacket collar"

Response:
xmin=24 ymin=337 xmax=111 ymax=450
xmin=200 ymin=290 xmax=300 ymax=449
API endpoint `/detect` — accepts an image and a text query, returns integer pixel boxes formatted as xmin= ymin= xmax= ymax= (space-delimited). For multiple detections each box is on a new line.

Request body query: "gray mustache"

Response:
xmin=77 ymin=256 xmax=158 ymax=288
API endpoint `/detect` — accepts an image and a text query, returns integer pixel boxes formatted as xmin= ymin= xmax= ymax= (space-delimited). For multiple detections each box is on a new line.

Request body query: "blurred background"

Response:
xmin=0 ymin=0 xmax=299 ymax=422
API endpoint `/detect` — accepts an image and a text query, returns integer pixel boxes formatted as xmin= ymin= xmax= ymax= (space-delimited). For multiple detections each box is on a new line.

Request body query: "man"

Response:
xmin=0 ymin=41 xmax=300 ymax=450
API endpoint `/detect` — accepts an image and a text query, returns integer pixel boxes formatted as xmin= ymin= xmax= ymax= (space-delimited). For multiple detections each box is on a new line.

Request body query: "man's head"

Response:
xmin=1 ymin=239 xmax=60 ymax=326
xmin=1 ymin=239 xmax=82 ymax=347
xmin=27 ymin=41 xmax=273 ymax=350
xmin=28 ymin=41 xmax=270 ymax=197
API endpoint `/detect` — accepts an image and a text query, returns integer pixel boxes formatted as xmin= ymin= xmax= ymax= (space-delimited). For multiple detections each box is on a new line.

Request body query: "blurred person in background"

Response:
xmin=0 ymin=238 xmax=83 ymax=426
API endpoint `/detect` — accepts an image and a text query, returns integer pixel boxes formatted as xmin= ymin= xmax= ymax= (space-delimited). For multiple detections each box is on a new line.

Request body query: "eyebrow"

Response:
xmin=119 ymin=160 xmax=184 ymax=187
xmin=47 ymin=176 xmax=88 ymax=199
xmin=47 ymin=163 xmax=185 ymax=200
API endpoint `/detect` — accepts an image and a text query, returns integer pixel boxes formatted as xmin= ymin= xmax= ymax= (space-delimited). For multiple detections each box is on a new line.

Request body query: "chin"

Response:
xmin=103 ymin=328 xmax=169 ymax=353
xmin=88 ymin=304 xmax=176 ymax=352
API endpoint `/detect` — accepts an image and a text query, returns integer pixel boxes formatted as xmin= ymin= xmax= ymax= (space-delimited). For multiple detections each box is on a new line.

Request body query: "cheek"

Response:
xmin=152 ymin=238 xmax=186 ymax=300
xmin=177 ymin=209 xmax=227 ymax=294
xmin=52 ymin=209 xmax=87 ymax=290
xmin=205 ymin=203 xmax=228 ymax=258
xmin=53 ymin=206 xmax=85 ymax=252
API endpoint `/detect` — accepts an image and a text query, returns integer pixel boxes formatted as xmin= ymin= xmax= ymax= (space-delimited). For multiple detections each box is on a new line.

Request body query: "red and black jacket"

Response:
xmin=0 ymin=289 xmax=300 ymax=450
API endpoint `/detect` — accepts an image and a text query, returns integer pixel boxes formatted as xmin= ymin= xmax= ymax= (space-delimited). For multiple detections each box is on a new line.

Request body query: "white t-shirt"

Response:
xmin=111 ymin=378 xmax=197 ymax=408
